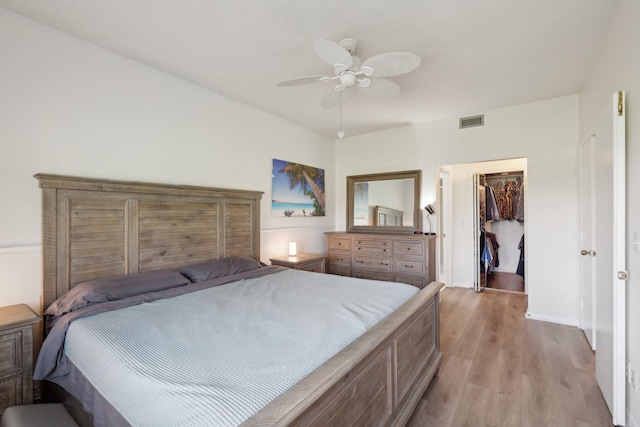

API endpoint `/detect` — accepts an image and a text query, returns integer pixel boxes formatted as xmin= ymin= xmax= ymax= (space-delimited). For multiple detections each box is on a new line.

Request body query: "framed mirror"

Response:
xmin=347 ymin=170 xmax=422 ymax=234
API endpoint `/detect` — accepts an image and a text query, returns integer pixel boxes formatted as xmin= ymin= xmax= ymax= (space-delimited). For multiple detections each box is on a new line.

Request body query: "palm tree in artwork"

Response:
xmin=279 ymin=163 xmax=325 ymax=210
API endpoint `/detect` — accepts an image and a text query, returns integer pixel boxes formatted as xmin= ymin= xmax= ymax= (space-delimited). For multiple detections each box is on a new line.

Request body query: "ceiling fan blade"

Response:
xmin=321 ymin=87 xmax=349 ymax=108
xmin=277 ymin=75 xmax=329 ymax=87
xmin=358 ymin=78 xmax=401 ymax=99
xmin=361 ymin=52 xmax=421 ymax=77
xmin=313 ymin=39 xmax=353 ymax=68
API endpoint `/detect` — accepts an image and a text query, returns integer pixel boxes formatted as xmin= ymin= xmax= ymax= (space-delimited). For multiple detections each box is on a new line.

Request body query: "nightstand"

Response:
xmin=270 ymin=253 xmax=326 ymax=273
xmin=0 ymin=304 xmax=41 ymax=417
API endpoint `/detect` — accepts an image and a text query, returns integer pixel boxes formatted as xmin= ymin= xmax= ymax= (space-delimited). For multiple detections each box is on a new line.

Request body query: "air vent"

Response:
xmin=459 ymin=114 xmax=484 ymax=129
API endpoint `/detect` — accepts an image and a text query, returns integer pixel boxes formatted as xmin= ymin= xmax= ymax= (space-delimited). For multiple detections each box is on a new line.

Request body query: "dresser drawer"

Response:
xmin=395 ymin=274 xmax=426 ymax=289
xmin=393 ymin=241 xmax=425 ymax=257
xmin=0 ymin=332 xmax=21 ymax=376
xmin=353 ymin=270 xmax=392 ymax=282
xmin=328 ymin=253 xmax=351 ymax=267
xmin=328 ymin=238 xmax=351 ymax=251
xmin=394 ymin=259 xmax=425 ymax=275
xmin=353 ymin=245 xmax=391 ymax=255
xmin=353 ymin=256 xmax=392 ymax=272
xmin=328 ymin=265 xmax=351 ymax=277
xmin=353 ymin=238 xmax=391 ymax=249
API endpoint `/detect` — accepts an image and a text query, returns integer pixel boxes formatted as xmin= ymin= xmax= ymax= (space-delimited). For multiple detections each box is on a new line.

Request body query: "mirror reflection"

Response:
xmin=347 ymin=170 xmax=421 ymax=234
xmin=353 ymin=179 xmax=415 ymax=226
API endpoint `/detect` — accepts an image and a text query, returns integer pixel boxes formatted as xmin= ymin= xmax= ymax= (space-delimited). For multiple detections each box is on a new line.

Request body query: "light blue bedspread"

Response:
xmin=64 ymin=269 xmax=418 ymax=427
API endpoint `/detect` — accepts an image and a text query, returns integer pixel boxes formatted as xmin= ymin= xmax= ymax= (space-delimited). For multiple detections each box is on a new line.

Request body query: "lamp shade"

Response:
xmin=424 ymin=204 xmax=435 ymax=215
xmin=288 ymin=241 xmax=297 ymax=257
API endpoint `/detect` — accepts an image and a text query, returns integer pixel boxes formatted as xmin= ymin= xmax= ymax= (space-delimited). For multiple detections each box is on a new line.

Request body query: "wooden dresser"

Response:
xmin=326 ymin=232 xmax=436 ymax=288
xmin=0 ymin=304 xmax=41 ymax=416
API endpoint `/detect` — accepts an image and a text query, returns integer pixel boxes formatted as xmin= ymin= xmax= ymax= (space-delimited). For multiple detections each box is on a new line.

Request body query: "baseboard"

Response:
xmin=525 ymin=310 xmax=580 ymax=327
xmin=449 ymin=282 xmax=473 ymax=289
xmin=628 ymin=409 xmax=639 ymax=427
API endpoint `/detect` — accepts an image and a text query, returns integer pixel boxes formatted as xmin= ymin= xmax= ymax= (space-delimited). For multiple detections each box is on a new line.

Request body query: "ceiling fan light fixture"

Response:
xmin=358 ymin=78 xmax=372 ymax=88
xmin=360 ymin=65 xmax=374 ymax=77
xmin=339 ymin=73 xmax=357 ymax=88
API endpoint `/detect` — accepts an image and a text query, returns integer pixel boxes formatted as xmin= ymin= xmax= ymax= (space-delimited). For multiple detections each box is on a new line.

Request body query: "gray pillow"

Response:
xmin=178 ymin=256 xmax=262 ymax=283
xmin=45 ymin=270 xmax=191 ymax=316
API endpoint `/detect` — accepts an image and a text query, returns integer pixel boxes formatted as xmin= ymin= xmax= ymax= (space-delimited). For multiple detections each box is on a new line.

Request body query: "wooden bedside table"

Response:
xmin=270 ymin=253 xmax=326 ymax=273
xmin=0 ymin=304 xmax=41 ymax=416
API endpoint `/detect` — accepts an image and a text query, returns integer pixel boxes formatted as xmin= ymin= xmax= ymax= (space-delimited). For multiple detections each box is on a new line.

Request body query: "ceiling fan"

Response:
xmin=277 ymin=38 xmax=421 ymax=108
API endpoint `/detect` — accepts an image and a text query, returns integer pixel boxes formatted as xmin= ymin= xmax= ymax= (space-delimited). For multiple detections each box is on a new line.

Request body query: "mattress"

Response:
xmin=49 ymin=268 xmax=418 ymax=426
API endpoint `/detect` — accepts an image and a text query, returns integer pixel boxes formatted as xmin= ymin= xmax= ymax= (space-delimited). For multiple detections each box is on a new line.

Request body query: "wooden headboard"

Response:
xmin=35 ymin=174 xmax=262 ymax=310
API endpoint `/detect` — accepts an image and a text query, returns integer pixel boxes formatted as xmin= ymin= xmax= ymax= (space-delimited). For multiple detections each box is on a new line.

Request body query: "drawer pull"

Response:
xmin=406 ymin=247 xmax=411 ymax=251
xmin=381 ymin=262 xmax=389 ymax=266
xmin=383 ymin=249 xmax=388 ymax=252
xmin=356 ymin=260 xmax=364 ymax=263
xmin=337 ymin=258 xmax=344 ymax=261
xmin=404 ymin=265 xmax=414 ymax=268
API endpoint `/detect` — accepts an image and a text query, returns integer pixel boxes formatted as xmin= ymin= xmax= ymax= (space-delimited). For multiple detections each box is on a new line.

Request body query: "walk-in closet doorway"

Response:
xmin=438 ymin=158 xmax=527 ymax=296
xmin=474 ymin=170 xmax=525 ymax=293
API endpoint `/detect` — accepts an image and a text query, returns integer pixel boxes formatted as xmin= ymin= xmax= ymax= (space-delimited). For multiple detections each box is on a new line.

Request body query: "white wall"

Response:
xmin=336 ymin=95 xmax=580 ymax=325
xmin=0 ymin=8 xmax=335 ymax=313
xmin=578 ymin=1 xmax=640 ymax=424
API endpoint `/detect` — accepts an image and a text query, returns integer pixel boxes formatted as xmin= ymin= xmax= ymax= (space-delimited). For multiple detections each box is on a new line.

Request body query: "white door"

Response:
xmin=436 ymin=167 xmax=452 ymax=286
xmin=592 ymin=91 xmax=626 ymax=425
xmin=579 ymin=136 xmax=596 ymax=350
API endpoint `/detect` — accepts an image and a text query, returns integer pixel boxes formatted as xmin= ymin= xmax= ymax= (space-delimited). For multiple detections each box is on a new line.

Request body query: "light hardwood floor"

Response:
xmin=407 ymin=287 xmax=613 ymax=427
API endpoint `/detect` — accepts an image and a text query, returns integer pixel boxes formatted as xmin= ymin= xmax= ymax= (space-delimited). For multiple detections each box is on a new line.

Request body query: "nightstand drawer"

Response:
xmin=0 ymin=304 xmax=41 ymax=413
xmin=270 ymin=254 xmax=326 ymax=274
xmin=0 ymin=374 xmax=21 ymax=414
xmin=298 ymin=260 xmax=325 ymax=273
xmin=0 ymin=332 xmax=21 ymax=375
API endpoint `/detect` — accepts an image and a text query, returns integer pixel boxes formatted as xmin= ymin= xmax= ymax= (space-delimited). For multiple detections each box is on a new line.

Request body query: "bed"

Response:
xmin=34 ymin=174 xmax=443 ymax=427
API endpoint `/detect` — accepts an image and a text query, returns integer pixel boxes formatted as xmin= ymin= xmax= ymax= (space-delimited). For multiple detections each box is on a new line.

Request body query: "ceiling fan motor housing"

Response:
xmin=338 ymin=37 xmax=358 ymax=54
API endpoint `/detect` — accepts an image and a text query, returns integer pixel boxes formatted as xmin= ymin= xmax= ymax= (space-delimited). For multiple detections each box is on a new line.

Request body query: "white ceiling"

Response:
xmin=0 ymin=0 xmax=617 ymax=138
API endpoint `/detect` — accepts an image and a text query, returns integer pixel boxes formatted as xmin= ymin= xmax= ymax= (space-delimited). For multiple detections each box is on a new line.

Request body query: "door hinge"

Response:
xmin=618 ymin=91 xmax=623 ymax=116
xmin=617 ymin=270 xmax=628 ymax=280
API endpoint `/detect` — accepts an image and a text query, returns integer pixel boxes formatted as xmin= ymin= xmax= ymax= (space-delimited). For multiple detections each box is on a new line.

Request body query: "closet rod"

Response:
xmin=485 ymin=171 xmax=524 ymax=180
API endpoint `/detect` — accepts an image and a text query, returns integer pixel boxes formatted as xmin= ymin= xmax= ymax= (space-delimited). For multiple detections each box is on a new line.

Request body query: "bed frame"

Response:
xmin=35 ymin=173 xmax=442 ymax=427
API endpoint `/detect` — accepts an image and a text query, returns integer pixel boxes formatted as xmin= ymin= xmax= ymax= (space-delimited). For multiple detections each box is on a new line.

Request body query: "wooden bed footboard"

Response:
xmin=242 ymin=281 xmax=443 ymax=427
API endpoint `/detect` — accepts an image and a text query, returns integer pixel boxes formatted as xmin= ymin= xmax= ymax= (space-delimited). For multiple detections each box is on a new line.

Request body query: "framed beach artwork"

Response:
xmin=272 ymin=159 xmax=325 ymax=217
